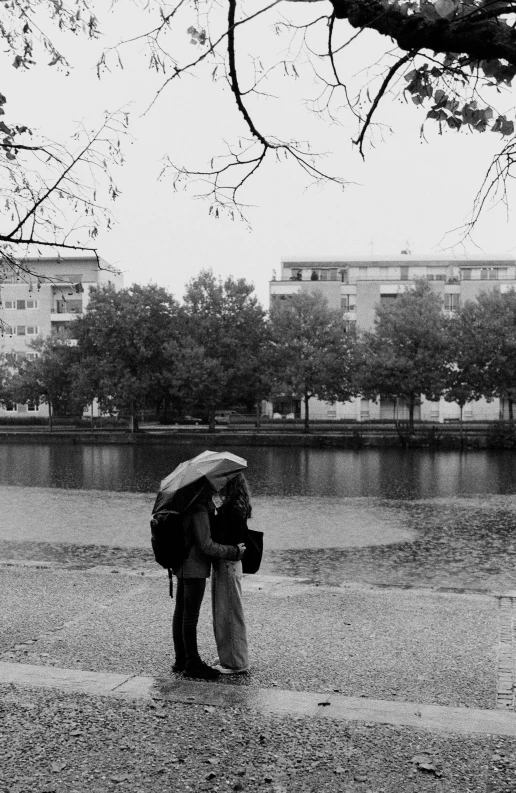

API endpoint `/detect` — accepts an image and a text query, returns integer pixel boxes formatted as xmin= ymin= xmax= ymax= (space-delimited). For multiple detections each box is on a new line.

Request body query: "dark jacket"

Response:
xmin=173 ymin=503 xmax=239 ymax=578
xmin=210 ymin=504 xmax=248 ymax=546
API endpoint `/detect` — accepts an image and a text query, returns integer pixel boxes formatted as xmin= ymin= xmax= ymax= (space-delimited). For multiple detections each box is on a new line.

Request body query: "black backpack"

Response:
xmin=150 ymin=511 xmax=189 ymax=597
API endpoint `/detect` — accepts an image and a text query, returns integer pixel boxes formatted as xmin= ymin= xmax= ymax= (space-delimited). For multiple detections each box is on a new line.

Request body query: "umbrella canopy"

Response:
xmin=152 ymin=450 xmax=247 ymax=514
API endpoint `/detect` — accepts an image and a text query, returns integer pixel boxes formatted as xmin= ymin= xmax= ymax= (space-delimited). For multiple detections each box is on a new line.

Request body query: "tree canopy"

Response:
xmin=2 ymin=0 xmax=516 ymax=272
xmin=269 ymin=291 xmax=357 ymax=431
xmin=182 ymin=270 xmax=270 ymax=427
xmin=359 ymin=280 xmax=450 ymax=428
xmin=455 ymin=290 xmax=516 ymax=418
xmin=72 ymin=283 xmax=183 ymax=431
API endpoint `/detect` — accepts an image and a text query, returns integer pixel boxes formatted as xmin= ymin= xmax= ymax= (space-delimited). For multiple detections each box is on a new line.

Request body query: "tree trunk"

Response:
xmin=408 ymin=395 xmax=415 ymax=434
xmin=459 ymin=403 xmax=464 ymax=450
xmin=48 ymin=400 xmax=53 ymax=433
xmin=304 ymin=393 xmax=310 ymax=434
xmin=163 ymin=396 xmax=168 ymax=424
xmin=209 ymin=408 xmax=216 ymax=433
xmin=90 ymin=406 xmax=94 ymax=431
xmin=129 ymin=402 xmax=139 ymax=433
xmin=255 ymin=401 xmax=261 ymax=429
xmin=510 ymin=398 xmax=514 ymax=421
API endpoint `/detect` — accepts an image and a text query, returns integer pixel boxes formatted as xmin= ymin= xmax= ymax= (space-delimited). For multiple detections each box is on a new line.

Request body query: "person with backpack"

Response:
xmin=210 ymin=473 xmax=252 ymax=675
xmin=171 ymin=485 xmax=246 ymax=680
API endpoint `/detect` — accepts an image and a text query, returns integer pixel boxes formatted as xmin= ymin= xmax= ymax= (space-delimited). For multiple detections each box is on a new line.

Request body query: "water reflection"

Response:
xmin=3 ymin=443 xmax=516 ymax=592
xmin=1 ymin=443 xmax=516 ymax=497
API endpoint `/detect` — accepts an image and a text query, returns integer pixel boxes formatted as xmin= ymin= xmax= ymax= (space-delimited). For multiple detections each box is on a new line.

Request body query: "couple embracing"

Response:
xmin=171 ymin=472 xmax=252 ymax=680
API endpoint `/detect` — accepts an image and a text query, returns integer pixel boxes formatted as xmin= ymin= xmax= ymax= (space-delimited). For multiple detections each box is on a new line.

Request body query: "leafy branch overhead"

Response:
xmin=0 ymin=1 xmax=126 ymax=280
xmin=132 ymin=0 xmax=516 ymax=224
xmin=3 ymin=0 xmax=516 ymax=264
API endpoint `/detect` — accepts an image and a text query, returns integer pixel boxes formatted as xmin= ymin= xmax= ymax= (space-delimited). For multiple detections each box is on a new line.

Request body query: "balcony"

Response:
xmin=50 ymin=312 xmax=81 ymax=323
xmin=54 ymin=299 xmax=82 ymax=313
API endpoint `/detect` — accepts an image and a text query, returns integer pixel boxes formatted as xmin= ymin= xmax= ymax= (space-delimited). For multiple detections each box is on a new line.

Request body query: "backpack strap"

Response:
xmin=168 ymin=568 xmax=174 ymax=599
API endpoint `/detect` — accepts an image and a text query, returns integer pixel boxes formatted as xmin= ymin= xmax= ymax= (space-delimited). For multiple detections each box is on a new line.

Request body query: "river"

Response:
xmin=1 ymin=443 xmax=516 ymax=592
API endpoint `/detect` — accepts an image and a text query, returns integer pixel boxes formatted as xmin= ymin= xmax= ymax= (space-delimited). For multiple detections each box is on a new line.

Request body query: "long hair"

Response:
xmin=222 ymin=472 xmax=252 ymax=519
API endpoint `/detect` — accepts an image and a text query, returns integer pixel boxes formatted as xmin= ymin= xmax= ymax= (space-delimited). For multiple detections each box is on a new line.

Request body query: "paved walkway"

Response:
xmin=2 ymin=660 xmax=516 ymax=738
xmin=2 ymin=565 xmax=516 ymax=791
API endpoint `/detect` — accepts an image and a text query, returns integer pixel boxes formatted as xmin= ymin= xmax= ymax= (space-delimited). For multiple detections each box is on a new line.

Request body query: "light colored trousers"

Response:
xmin=211 ymin=559 xmax=248 ymax=670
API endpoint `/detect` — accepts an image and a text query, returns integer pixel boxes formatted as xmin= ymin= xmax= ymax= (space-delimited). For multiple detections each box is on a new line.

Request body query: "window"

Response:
xmin=345 ymin=320 xmax=357 ymax=333
xmin=3 ymin=325 xmax=14 ymax=335
xmin=4 ymin=401 xmax=17 ymax=412
xmin=26 ymin=352 xmax=39 ymax=361
xmin=461 ymin=269 xmax=472 ymax=280
xmin=27 ymin=401 xmax=39 ymax=412
xmin=341 ymin=295 xmax=356 ymax=312
xmin=1 ymin=299 xmax=38 ymax=309
xmin=310 ymin=269 xmax=338 ymax=281
xmin=444 ymin=294 xmax=460 ymax=311
xmin=26 ymin=326 xmax=39 ymax=335
xmin=380 ymin=294 xmax=398 ymax=304
xmin=400 ymin=266 xmax=409 ymax=281
xmin=16 ymin=326 xmax=26 ymax=335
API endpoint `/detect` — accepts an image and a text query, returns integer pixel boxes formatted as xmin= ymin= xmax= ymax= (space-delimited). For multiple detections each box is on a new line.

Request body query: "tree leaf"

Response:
xmin=435 ymin=0 xmax=457 ymax=18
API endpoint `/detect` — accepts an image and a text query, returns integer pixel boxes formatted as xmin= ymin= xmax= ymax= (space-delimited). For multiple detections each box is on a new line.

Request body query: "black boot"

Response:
xmin=183 ymin=661 xmax=220 ymax=680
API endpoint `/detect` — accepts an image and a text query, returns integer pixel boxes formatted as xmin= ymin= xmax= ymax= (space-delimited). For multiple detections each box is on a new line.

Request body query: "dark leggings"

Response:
xmin=172 ymin=577 xmax=206 ymax=665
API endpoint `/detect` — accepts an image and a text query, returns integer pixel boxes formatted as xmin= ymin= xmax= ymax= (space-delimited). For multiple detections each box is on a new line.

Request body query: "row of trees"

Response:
xmin=2 ymin=275 xmax=516 ymax=432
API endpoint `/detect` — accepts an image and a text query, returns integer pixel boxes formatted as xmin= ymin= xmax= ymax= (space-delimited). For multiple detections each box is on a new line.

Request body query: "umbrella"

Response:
xmin=152 ymin=450 xmax=247 ymax=514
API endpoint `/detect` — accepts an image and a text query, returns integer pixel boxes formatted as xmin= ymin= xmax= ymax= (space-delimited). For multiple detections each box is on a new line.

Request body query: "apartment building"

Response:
xmin=0 ymin=255 xmax=123 ymax=417
xmin=269 ymin=254 xmax=516 ymax=422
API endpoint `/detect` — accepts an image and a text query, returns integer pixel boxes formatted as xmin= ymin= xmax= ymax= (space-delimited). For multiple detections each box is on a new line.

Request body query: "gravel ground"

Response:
xmin=0 ymin=567 xmax=147 ymax=653
xmin=1 ymin=684 xmax=515 ymax=793
xmin=0 ymin=566 xmax=499 ymax=709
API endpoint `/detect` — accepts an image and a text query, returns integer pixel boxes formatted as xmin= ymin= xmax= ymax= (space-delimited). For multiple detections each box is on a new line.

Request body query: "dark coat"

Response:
xmin=173 ymin=503 xmax=238 ymax=579
xmin=210 ymin=504 xmax=248 ymax=546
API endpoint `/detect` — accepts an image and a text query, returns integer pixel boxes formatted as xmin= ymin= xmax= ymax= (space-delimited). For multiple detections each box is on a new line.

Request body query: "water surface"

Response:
xmin=1 ymin=443 xmax=516 ymax=498
xmin=2 ymin=444 xmax=516 ymax=592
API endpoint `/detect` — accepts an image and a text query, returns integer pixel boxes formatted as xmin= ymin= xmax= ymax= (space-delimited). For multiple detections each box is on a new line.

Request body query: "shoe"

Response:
xmin=183 ymin=661 xmax=221 ymax=680
xmin=213 ymin=664 xmax=249 ymax=675
xmin=172 ymin=661 xmax=186 ymax=673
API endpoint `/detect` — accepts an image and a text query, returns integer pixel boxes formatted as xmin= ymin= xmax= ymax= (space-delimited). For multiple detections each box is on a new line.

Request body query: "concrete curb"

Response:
xmin=2 ymin=661 xmax=516 ymax=737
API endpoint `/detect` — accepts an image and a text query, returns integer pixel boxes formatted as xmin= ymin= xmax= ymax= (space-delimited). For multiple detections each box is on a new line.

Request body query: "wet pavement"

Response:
xmin=3 ymin=494 xmax=516 ymax=592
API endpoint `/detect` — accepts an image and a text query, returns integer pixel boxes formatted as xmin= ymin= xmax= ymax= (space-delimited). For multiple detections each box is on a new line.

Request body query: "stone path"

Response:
xmin=2 ymin=660 xmax=516 ymax=738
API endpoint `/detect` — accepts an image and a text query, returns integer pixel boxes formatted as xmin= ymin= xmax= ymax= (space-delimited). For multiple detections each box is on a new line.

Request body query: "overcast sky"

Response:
xmin=4 ymin=0 xmax=516 ymax=306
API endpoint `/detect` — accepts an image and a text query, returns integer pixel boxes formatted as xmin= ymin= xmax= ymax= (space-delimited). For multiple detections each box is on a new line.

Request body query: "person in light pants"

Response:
xmin=210 ymin=473 xmax=251 ymax=673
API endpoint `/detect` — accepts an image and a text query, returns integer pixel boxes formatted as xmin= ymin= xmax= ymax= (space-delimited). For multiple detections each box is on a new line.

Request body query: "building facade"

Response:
xmin=0 ymin=255 xmax=123 ymax=418
xmin=269 ymin=254 xmax=516 ymax=422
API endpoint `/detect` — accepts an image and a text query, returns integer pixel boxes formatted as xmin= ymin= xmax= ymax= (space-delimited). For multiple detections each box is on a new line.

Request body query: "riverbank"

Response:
xmin=0 ymin=422 xmax=512 ymax=448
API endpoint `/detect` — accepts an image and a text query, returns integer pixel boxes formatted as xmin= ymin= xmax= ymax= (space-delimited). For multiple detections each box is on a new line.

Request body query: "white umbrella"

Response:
xmin=152 ymin=450 xmax=247 ymax=514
